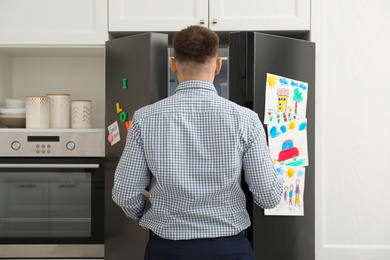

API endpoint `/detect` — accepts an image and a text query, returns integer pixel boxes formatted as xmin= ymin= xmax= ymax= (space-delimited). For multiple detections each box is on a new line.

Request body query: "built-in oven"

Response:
xmin=0 ymin=129 xmax=104 ymax=258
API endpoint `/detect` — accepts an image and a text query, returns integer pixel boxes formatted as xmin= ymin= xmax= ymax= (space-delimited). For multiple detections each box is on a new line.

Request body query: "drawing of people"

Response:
xmin=295 ymin=179 xmax=301 ymax=207
xmin=284 ymin=186 xmax=289 ymax=205
xmin=289 ymin=185 xmax=294 ymax=206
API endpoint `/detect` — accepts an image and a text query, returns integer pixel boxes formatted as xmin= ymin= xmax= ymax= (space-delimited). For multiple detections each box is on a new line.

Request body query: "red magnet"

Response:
xmin=108 ymin=134 xmax=114 ymax=143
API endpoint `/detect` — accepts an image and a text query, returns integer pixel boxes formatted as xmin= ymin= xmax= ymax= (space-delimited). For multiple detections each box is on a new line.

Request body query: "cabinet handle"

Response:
xmin=212 ymin=19 xmax=218 ymax=24
xmin=200 ymin=19 xmax=205 ymax=24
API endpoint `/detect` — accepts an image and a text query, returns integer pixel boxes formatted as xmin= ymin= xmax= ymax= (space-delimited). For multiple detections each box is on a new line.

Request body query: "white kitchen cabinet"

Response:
xmin=109 ymin=0 xmax=209 ymax=32
xmin=109 ymin=0 xmax=310 ymax=33
xmin=209 ymin=0 xmax=310 ymax=31
xmin=0 ymin=0 xmax=108 ymax=45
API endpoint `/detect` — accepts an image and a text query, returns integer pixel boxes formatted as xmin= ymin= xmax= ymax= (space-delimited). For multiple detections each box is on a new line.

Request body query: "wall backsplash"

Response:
xmin=12 ymin=56 xmax=105 ymax=115
xmin=0 ymin=53 xmax=13 ymax=108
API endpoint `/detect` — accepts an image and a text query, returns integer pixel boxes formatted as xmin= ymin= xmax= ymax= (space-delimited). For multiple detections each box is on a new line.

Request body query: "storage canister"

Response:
xmin=25 ymin=96 xmax=50 ymax=129
xmin=72 ymin=100 xmax=92 ymax=129
xmin=47 ymin=94 xmax=71 ymax=128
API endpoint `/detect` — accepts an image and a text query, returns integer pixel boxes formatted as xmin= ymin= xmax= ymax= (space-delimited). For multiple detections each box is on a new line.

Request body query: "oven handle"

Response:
xmin=0 ymin=163 xmax=100 ymax=169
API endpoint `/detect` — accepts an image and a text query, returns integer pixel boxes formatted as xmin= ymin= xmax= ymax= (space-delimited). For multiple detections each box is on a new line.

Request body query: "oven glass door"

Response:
xmin=0 ymin=158 xmax=104 ymax=244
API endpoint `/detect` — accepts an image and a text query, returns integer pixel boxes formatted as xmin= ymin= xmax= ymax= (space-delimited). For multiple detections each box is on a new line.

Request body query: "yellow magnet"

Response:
xmin=268 ymin=75 xmax=276 ymax=86
xmin=116 ymin=103 xmax=123 ymax=113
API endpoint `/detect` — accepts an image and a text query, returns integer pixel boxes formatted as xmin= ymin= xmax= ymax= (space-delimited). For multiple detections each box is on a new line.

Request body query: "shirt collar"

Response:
xmin=174 ymin=80 xmax=218 ymax=95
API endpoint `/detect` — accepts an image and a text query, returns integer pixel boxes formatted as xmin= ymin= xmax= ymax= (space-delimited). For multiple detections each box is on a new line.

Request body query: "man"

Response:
xmin=112 ymin=25 xmax=283 ymax=259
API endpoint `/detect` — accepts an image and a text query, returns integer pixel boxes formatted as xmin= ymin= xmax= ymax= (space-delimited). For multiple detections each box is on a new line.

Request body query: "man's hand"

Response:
xmin=142 ymin=190 xmax=149 ymax=197
xmin=142 ymin=190 xmax=151 ymax=212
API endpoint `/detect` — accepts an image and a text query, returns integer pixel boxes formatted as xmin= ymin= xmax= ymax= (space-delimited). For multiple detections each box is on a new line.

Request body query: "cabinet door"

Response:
xmin=0 ymin=0 xmax=108 ymax=45
xmin=209 ymin=0 xmax=310 ymax=31
xmin=109 ymin=0 xmax=208 ymax=32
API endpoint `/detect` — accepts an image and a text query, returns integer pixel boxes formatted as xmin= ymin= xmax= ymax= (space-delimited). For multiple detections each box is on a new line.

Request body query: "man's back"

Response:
xmin=116 ymin=80 xmax=281 ymax=240
xmin=113 ymin=25 xmax=281 ymax=259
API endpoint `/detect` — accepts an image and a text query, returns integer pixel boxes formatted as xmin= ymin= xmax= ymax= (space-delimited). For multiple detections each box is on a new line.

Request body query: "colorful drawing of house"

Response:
xmin=277 ymin=88 xmax=289 ymax=112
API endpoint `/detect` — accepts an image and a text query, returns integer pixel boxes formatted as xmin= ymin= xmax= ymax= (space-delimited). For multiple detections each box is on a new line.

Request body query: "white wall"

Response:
xmin=0 ymin=53 xmax=12 ymax=107
xmin=312 ymin=0 xmax=390 ymax=259
xmin=12 ymin=56 xmax=105 ymax=127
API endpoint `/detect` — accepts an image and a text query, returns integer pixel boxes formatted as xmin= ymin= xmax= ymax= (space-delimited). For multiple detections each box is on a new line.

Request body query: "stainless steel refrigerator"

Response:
xmin=105 ymin=33 xmax=168 ymax=260
xmin=229 ymin=32 xmax=315 ymax=260
xmin=105 ymin=32 xmax=315 ymax=260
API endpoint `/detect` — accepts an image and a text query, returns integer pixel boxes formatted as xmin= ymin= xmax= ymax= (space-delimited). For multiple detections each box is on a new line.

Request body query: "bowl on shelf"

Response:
xmin=0 ymin=114 xmax=26 ymax=128
xmin=0 ymin=107 xmax=26 ymax=115
xmin=5 ymin=98 xmax=26 ymax=108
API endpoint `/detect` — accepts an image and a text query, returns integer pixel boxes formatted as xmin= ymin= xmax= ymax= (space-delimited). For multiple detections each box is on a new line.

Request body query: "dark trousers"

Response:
xmin=144 ymin=232 xmax=255 ymax=260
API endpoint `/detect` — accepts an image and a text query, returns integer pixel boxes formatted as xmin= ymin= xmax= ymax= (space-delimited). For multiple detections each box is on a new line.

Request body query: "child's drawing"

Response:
xmin=295 ymin=179 xmax=301 ymax=207
xmin=265 ymin=166 xmax=305 ymax=216
xmin=264 ymin=73 xmax=308 ymax=124
xmin=267 ymin=119 xmax=308 ymax=167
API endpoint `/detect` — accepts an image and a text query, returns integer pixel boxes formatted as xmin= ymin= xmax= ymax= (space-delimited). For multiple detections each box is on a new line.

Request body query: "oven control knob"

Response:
xmin=11 ymin=141 xmax=21 ymax=150
xmin=66 ymin=141 xmax=76 ymax=150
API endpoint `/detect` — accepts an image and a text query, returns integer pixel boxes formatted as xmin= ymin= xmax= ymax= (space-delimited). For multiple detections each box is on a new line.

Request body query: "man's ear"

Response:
xmin=215 ymin=57 xmax=222 ymax=75
xmin=170 ymin=57 xmax=177 ymax=75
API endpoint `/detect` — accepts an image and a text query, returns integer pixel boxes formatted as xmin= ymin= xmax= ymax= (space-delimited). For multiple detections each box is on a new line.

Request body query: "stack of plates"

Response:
xmin=0 ymin=99 xmax=26 ymax=128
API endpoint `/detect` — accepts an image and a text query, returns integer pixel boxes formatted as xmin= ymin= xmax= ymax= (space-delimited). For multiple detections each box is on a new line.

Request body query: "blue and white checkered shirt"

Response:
xmin=113 ymin=80 xmax=283 ymax=240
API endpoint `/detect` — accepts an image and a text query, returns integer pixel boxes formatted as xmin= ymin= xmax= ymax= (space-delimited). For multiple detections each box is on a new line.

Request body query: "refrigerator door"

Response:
xmin=105 ymin=33 xmax=168 ymax=260
xmin=229 ymin=32 xmax=315 ymax=260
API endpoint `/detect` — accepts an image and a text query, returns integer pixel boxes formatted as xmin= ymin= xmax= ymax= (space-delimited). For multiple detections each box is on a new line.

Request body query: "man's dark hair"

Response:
xmin=172 ymin=25 xmax=219 ymax=64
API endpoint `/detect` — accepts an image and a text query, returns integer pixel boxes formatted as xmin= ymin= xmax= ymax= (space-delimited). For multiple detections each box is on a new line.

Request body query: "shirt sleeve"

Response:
xmin=242 ymin=116 xmax=283 ymax=209
xmin=112 ymin=116 xmax=150 ymax=219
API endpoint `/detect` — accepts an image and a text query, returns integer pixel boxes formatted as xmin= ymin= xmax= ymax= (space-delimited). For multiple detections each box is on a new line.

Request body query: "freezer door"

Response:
xmin=229 ymin=32 xmax=315 ymax=260
xmin=105 ymin=33 xmax=168 ymax=260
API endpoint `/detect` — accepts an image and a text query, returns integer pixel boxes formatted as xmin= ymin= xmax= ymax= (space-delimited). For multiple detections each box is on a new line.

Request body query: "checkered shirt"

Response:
xmin=112 ymin=80 xmax=283 ymax=240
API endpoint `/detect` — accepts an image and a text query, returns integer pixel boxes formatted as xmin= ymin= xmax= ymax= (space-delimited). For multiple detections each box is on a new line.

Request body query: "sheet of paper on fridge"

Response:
xmin=264 ymin=73 xmax=308 ymax=125
xmin=108 ymin=121 xmax=121 ymax=146
xmin=267 ymin=119 xmax=309 ymax=167
xmin=265 ymin=166 xmax=305 ymax=216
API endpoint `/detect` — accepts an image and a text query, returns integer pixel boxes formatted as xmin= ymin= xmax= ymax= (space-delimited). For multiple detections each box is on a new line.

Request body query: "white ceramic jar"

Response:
xmin=25 ymin=96 xmax=50 ymax=129
xmin=71 ymin=100 xmax=92 ymax=129
xmin=47 ymin=94 xmax=71 ymax=129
